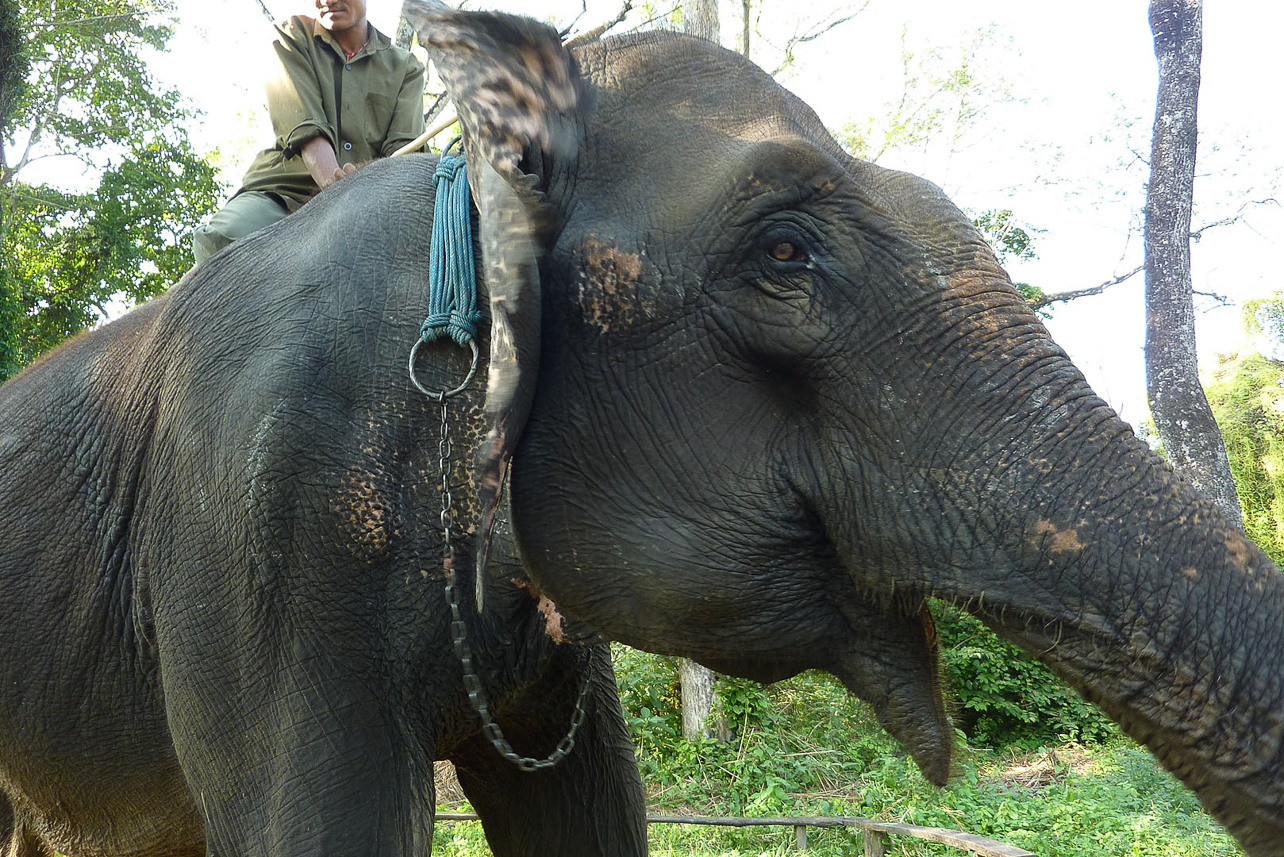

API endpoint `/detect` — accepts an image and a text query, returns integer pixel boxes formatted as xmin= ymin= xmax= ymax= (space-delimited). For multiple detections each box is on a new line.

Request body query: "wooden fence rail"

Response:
xmin=434 ymin=811 xmax=1035 ymax=856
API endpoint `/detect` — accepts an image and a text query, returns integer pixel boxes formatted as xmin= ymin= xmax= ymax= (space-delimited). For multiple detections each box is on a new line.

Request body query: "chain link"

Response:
xmin=437 ymin=397 xmax=593 ymax=772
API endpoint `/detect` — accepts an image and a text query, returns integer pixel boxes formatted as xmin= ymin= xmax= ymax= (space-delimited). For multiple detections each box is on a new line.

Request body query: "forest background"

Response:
xmin=12 ymin=0 xmax=1282 ymax=421
xmin=3 ymin=0 xmax=1284 ymax=853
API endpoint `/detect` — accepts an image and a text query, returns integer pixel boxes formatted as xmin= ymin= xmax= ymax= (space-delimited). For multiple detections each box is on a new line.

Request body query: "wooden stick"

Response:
xmin=390 ymin=108 xmax=459 ymax=157
xmin=433 ymin=812 xmax=1035 ymax=857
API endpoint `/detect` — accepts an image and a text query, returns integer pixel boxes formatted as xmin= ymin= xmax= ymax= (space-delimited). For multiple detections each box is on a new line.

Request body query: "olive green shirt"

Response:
xmin=238 ymin=15 xmax=426 ymax=211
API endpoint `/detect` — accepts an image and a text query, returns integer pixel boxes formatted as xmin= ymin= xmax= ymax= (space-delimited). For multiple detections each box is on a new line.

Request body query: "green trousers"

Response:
xmin=192 ymin=191 xmax=291 ymax=264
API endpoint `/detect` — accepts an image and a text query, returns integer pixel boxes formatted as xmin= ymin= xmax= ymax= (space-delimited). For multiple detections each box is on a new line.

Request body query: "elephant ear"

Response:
xmin=404 ymin=3 xmax=582 ymax=609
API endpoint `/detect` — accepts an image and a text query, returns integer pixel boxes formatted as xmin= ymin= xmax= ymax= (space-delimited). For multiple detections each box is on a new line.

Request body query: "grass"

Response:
xmin=431 ymin=649 xmax=1244 ymax=856
xmin=435 ymin=741 xmax=1239 ymax=856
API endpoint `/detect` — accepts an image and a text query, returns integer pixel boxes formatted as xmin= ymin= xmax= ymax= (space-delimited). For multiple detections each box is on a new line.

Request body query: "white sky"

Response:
xmin=136 ymin=0 xmax=1284 ymax=428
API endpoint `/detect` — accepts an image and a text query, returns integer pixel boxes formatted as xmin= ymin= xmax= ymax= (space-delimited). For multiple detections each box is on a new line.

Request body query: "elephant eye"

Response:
xmin=768 ymin=241 xmax=807 ymax=264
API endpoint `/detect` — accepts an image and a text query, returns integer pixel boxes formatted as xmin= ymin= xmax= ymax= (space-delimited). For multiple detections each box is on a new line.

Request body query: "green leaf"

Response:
xmin=1 ymin=0 xmax=225 ymax=381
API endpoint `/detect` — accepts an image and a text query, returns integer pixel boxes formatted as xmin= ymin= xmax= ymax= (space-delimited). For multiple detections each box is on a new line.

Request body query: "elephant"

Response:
xmin=2 ymin=5 xmax=1283 ymax=856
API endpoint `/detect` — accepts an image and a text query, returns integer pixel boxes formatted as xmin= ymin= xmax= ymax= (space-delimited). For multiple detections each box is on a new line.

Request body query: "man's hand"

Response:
xmin=302 ymin=136 xmax=359 ymax=191
xmin=324 ymin=162 xmax=359 ymax=188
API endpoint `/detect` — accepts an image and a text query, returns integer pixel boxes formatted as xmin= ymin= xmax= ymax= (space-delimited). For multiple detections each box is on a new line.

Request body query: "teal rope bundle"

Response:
xmin=422 ymin=155 xmax=484 ymax=347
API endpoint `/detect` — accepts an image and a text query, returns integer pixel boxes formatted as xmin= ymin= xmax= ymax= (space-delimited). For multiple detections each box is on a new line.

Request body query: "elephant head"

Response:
xmin=408 ymin=6 xmax=1284 ymax=853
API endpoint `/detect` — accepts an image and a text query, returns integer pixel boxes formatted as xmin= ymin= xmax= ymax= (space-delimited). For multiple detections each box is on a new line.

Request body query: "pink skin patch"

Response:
xmin=513 ymin=578 xmax=570 ymax=644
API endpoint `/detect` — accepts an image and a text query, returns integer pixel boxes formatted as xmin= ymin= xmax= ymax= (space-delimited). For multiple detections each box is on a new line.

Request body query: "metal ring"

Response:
xmin=408 ymin=337 xmax=479 ymax=401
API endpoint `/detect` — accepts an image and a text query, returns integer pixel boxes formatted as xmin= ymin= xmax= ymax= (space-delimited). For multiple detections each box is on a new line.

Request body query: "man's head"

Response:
xmin=313 ymin=0 xmax=366 ymax=36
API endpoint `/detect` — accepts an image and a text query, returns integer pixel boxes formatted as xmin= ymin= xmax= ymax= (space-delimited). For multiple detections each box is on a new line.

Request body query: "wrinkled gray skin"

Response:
xmin=3 ymin=8 xmax=1284 ymax=857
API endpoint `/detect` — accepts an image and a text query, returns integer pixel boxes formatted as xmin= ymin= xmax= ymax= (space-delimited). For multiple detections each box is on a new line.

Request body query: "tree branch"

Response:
xmin=4 ymin=65 xmax=65 ymax=188
xmin=2 ymin=188 xmax=80 ymax=211
xmin=791 ymin=11 xmax=861 ymax=48
xmin=422 ymin=91 xmax=450 ymax=126
xmin=1193 ymin=289 xmax=1233 ymax=308
xmin=1024 ymin=194 xmax=1278 ymax=313
xmin=0 ymin=147 xmax=10 ymax=248
xmin=1189 ymin=216 xmax=1237 ymax=240
xmin=30 ymin=12 xmax=145 ymax=28
xmin=565 ymin=0 xmax=633 ymax=48
xmin=624 ymin=4 xmax=681 ymax=36
xmin=771 ymin=4 xmax=867 ymax=75
xmin=1190 ymin=197 xmax=1279 ymax=241
xmin=1026 ymin=265 xmax=1143 ymax=310
xmin=558 ymin=1 xmax=589 ymax=39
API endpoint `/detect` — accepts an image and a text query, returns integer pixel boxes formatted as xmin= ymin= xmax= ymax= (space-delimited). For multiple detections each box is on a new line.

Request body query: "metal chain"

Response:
xmin=437 ymin=398 xmax=594 ymax=772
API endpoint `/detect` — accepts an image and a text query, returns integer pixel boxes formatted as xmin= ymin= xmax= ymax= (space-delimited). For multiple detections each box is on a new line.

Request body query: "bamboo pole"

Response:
xmin=390 ymin=108 xmax=459 ymax=157
xmin=432 ymin=812 xmax=1035 ymax=856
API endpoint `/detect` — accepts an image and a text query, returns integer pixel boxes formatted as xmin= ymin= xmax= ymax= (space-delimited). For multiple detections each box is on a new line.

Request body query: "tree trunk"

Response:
xmin=0 ymin=0 xmax=21 ymax=383
xmin=741 ymin=0 xmax=751 ymax=58
xmin=395 ymin=15 xmax=416 ymax=51
xmin=679 ymin=658 xmax=728 ymax=741
xmin=1143 ymin=0 xmax=1243 ymax=529
xmin=683 ymin=0 xmax=720 ymax=44
xmin=0 ymin=0 xmax=21 ymax=138
xmin=396 ymin=0 xmax=446 ymax=49
xmin=0 ymin=266 xmax=17 ymax=383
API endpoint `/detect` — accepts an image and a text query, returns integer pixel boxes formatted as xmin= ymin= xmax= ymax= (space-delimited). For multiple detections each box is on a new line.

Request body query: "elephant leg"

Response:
xmin=0 ymin=794 xmax=50 ymax=857
xmin=161 ymin=638 xmax=436 ymax=856
xmin=450 ymin=645 xmax=647 ymax=857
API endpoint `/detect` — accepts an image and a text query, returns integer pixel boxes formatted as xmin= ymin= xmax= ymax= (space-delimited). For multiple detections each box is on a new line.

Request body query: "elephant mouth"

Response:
xmin=511 ymin=577 xmax=603 ymax=646
xmin=827 ymin=594 xmax=953 ymax=786
xmin=682 ymin=588 xmax=955 ymax=787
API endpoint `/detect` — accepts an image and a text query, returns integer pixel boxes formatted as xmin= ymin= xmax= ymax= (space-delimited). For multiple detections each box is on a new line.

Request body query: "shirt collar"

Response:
xmin=312 ymin=20 xmax=391 ymax=59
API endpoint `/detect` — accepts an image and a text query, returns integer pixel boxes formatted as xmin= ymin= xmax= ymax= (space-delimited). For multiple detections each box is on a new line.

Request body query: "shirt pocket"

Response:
xmin=363 ymin=92 xmax=397 ymax=148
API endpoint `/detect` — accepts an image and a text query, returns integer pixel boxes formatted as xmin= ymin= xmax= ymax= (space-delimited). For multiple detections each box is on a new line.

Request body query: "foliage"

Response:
xmin=1242 ymin=293 xmax=1284 ymax=349
xmin=754 ymin=4 xmax=866 ymax=77
xmin=932 ymin=603 xmax=1117 ymax=748
xmin=612 ymin=618 xmax=1118 ymax=799
xmin=1205 ymin=351 xmax=1284 ymax=562
xmin=972 ymin=208 xmax=1038 ymax=265
xmin=833 ymin=25 xmax=1016 ymax=166
xmin=0 ymin=0 xmax=224 ymax=381
xmin=0 ymin=0 xmax=28 ymax=381
xmin=971 ymin=208 xmax=1048 ymax=314
xmin=636 ymin=1 xmax=683 ymax=30
xmin=0 ymin=0 xmax=27 ymax=126
xmin=435 ymin=647 xmax=1235 ymax=857
xmin=831 ymin=31 xmax=1050 ymax=318
xmin=6 ymin=137 xmax=221 ymax=368
xmin=612 ymin=646 xmax=890 ymax=816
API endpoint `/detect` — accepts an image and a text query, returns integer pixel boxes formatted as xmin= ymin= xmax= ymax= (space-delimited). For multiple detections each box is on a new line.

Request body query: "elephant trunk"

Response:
xmin=811 ymin=198 xmax=1284 ymax=847
xmin=963 ymin=369 xmax=1284 ymax=854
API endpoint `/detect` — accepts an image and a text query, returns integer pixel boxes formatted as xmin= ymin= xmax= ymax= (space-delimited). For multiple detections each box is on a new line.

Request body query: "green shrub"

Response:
xmin=933 ymin=602 xmax=1117 ymax=748
xmin=1205 ymin=351 xmax=1284 ymax=563
xmin=611 ymin=647 xmax=900 ymax=816
xmin=434 ymin=648 xmax=1236 ymax=857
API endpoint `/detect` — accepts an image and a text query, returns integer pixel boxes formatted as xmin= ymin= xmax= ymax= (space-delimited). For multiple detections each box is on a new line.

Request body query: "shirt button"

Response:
xmin=345 ymin=63 xmax=351 ymax=70
xmin=343 ymin=142 xmax=352 ymax=151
